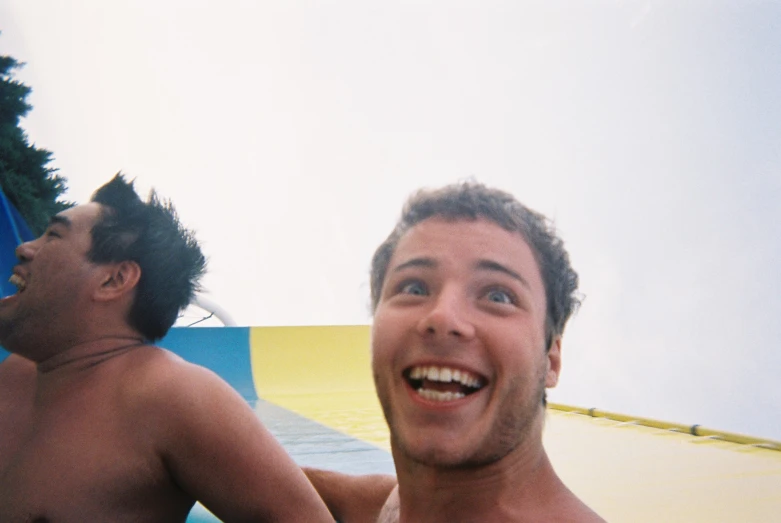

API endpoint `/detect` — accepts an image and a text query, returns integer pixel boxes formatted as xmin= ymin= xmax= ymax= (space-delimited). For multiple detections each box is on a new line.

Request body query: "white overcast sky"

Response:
xmin=2 ymin=1 xmax=780 ymax=440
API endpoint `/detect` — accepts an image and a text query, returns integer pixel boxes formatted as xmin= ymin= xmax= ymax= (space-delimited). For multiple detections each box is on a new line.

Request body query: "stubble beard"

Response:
xmin=378 ymin=366 xmax=548 ymax=471
xmin=0 ymin=314 xmax=11 ymax=346
xmin=0 ymin=294 xmax=72 ymax=357
xmin=0 ymin=301 xmax=25 ymax=352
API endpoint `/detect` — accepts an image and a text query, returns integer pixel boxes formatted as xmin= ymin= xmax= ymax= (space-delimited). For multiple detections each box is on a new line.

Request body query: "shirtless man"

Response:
xmin=308 ymin=182 xmax=604 ymax=522
xmin=0 ymin=174 xmax=333 ymax=522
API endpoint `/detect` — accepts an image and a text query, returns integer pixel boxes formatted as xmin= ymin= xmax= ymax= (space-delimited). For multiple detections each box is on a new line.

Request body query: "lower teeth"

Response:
xmin=417 ymin=389 xmax=466 ymax=401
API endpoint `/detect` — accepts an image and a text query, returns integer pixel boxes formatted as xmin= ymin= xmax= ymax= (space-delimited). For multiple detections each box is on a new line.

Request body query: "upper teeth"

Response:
xmin=409 ymin=366 xmax=482 ymax=388
xmin=9 ymin=274 xmax=26 ymax=292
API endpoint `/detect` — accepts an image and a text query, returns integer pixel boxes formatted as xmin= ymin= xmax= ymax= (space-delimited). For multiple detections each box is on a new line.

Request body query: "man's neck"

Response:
xmin=36 ymin=335 xmax=147 ymax=374
xmin=395 ymin=440 xmax=567 ymax=523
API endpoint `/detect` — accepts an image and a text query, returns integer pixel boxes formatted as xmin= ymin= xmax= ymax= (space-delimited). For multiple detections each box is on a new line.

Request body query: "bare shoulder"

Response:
xmin=304 ymin=468 xmax=397 ymax=523
xmin=377 ymin=486 xmax=399 ymax=523
xmin=567 ymin=503 xmax=606 ymax=522
xmin=553 ymin=490 xmax=606 ymax=523
xmin=117 ymin=345 xmax=224 ymax=397
xmin=115 ymin=344 xmax=203 ymax=382
xmin=115 ymin=346 xmax=334 ymax=521
xmin=112 ymin=345 xmax=248 ymax=432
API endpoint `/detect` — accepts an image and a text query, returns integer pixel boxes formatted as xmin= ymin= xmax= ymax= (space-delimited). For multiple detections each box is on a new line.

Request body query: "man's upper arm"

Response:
xmin=146 ymin=360 xmax=333 ymax=522
xmin=304 ymin=468 xmax=397 ymax=523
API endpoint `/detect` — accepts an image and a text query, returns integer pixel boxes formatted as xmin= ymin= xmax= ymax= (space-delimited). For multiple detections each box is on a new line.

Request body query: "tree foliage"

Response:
xmin=0 ymin=48 xmax=72 ymax=236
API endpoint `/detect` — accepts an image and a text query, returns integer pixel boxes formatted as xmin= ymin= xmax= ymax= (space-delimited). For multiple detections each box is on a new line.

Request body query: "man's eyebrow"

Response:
xmin=392 ymin=257 xmax=437 ymax=272
xmin=476 ymin=259 xmax=530 ymax=288
xmin=48 ymin=215 xmax=72 ymax=228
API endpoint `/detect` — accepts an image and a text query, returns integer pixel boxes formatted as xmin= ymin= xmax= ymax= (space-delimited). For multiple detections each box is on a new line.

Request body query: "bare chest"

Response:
xmin=0 ymin=383 xmax=179 ymax=522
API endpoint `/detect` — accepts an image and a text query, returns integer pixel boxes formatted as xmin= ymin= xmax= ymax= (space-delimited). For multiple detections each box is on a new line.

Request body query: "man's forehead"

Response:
xmin=398 ymin=217 xmax=532 ymax=253
xmin=385 ymin=215 xmax=549 ymax=318
xmin=392 ymin=217 xmax=541 ymax=277
xmin=54 ymin=202 xmax=104 ymax=228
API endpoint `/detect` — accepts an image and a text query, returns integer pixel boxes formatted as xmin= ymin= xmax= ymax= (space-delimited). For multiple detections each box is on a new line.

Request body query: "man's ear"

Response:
xmin=545 ymin=336 xmax=562 ymax=388
xmin=94 ymin=261 xmax=141 ymax=302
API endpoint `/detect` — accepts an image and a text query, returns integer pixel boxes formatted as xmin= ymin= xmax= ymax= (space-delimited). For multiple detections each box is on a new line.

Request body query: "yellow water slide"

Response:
xmin=250 ymin=325 xmax=781 ymax=522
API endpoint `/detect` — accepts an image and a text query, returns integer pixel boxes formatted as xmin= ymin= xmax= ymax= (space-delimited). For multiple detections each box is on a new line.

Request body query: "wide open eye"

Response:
xmin=484 ymin=288 xmax=516 ymax=305
xmin=399 ymin=280 xmax=428 ymax=296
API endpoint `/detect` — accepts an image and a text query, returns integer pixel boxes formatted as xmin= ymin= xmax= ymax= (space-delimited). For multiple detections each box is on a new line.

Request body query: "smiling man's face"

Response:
xmin=0 ymin=203 xmax=103 ymax=353
xmin=371 ymin=217 xmax=562 ymax=469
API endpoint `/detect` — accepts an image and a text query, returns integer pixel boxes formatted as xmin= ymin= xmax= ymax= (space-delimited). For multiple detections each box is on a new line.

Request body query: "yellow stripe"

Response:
xmin=249 ymin=325 xmax=390 ymax=449
xmin=250 ymin=325 xmax=374 ymax=396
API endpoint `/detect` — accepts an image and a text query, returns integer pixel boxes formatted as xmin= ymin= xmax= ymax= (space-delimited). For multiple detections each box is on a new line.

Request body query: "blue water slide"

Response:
xmin=0 ymin=188 xmax=35 ymax=363
xmin=158 ymin=326 xmax=256 ymax=401
xmin=0 ymin=187 xmax=35 ymax=299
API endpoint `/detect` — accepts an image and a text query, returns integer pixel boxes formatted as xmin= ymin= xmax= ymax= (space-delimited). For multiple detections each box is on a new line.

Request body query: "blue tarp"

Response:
xmin=0 ymin=187 xmax=35 ymax=299
xmin=0 ymin=187 xmax=35 ymax=361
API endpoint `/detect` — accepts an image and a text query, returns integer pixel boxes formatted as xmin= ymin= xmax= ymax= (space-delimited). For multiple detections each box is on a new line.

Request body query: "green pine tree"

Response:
xmin=0 ymin=46 xmax=72 ymax=236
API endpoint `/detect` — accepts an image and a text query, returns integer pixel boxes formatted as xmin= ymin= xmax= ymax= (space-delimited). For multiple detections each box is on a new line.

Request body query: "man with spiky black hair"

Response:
xmin=0 ymin=174 xmax=332 ymax=522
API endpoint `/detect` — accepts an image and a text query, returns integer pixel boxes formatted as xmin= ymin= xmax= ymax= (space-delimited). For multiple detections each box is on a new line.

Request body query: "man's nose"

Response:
xmin=416 ymin=287 xmax=476 ymax=341
xmin=15 ymin=239 xmax=37 ymax=262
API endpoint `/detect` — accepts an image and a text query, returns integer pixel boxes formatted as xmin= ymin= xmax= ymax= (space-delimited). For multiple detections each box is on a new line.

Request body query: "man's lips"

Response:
xmin=404 ymin=365 xmax=487 ymax=402
xmin=2 ymin=273 xmax=27 ymax=304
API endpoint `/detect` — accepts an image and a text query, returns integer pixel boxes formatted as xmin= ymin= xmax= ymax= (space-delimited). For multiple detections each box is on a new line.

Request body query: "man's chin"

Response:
xmin=393 ymin=434 xmax=483 ymax=469
xmin=391 ymin=423 xmax=528 ymax=471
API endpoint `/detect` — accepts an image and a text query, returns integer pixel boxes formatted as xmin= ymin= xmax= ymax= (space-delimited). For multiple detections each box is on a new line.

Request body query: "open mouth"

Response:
xmin=9 ymin=274 xmax=27 ymax=293
xmin=404 ymin=365 xmax=486 ymax=402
